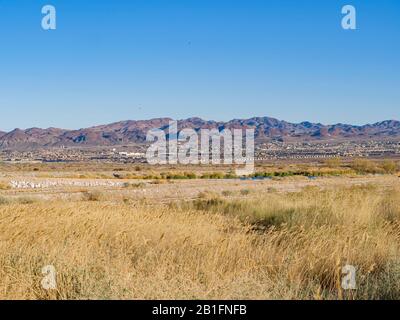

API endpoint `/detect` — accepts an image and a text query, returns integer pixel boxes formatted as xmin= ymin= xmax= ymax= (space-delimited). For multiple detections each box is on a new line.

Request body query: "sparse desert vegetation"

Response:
xmin=0 ymin=160 xmax=399 ymax=299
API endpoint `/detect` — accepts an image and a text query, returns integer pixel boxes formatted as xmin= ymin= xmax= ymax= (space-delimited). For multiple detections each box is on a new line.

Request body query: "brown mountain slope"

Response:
xmin=0 ymin=117 xmax=399 ymax=149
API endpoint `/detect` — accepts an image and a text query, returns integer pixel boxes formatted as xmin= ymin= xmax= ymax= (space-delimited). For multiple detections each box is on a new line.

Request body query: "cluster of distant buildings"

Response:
xmin=0 ymin=140 xmax=399 ymax=164
xmin=0 ymin=147 xmax=147 ymax=164
xmin=255 ymin=140 xmax=400 ymax=160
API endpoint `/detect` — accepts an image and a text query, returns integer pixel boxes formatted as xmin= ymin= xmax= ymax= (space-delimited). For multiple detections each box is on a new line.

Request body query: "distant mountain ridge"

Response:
xmin=0 ymin=117 xmax=399 ymax=149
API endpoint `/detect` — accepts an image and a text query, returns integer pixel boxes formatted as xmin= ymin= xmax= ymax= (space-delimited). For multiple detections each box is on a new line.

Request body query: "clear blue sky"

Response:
xmin=0 ymin=0 xmax=399 ymax=131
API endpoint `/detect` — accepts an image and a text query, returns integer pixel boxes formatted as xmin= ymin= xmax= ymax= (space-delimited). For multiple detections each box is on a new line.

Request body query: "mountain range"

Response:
xmin=0 ymin=117 xmax=399 ymax=149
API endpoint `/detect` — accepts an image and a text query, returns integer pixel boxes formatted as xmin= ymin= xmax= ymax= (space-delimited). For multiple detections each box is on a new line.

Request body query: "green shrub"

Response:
xmin=324 ymin=157 xmax=342 ymax=168
xmin=0 ymin=196 xmax=10 ymax=205
xmin=123 ymin=182 xmax=146 ymax=188
xmin=381 ymin=160 xmax=398 ymax=174
xmin=221 ymin=190 xmax=234 ymax=197
xmin=0 ymin=182 xmax=11 ymax=190
xmin=82 ymin=191 xmax=103 ymax=201
xmin=351 ymin=159 xmax=381 ymax=174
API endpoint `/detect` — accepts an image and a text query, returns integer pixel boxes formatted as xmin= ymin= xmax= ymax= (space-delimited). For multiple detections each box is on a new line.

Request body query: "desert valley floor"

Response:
xmin=0 ymin=161 xmax=399 ymax=299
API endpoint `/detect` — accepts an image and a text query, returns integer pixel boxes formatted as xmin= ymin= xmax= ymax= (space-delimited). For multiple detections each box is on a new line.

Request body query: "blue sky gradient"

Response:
xmin=0 ymin=0 xmax=399 ymax=130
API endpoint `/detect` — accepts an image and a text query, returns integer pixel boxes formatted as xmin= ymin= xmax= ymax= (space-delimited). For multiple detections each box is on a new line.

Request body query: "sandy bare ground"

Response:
xmin=1 ymin=175 xmax=399 ymax=203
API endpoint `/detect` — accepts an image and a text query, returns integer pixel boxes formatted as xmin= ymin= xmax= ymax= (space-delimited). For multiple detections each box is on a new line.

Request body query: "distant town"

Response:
xmin=1 ymin=139 xmax=399 ymax=164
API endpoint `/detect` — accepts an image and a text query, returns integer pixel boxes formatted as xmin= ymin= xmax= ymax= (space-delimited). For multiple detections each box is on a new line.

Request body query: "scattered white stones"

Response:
xmin=10 ymin=180 xmax=125 ymax=189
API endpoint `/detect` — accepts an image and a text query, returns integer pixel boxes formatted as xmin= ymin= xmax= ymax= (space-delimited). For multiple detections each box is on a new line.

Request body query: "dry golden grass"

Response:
xmin=0 ymin=181 xmax=400 ymax=300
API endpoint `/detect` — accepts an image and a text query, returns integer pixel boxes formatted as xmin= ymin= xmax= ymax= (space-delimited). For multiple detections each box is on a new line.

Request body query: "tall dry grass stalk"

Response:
xmin=0 ymin=184 xmax=400 ymax=299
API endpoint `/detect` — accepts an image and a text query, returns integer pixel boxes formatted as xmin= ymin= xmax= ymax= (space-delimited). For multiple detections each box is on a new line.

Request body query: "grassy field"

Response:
xmin=0 ymin=161 xmax=399 ymax=299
